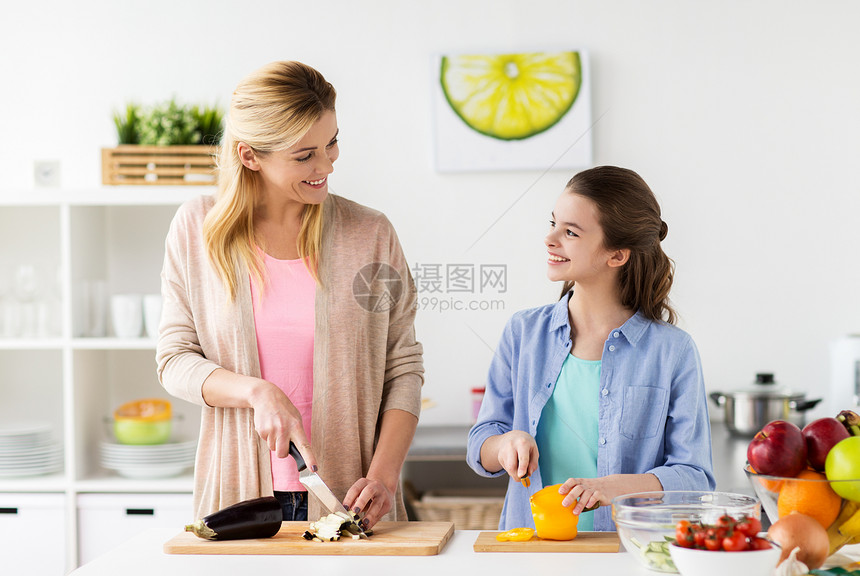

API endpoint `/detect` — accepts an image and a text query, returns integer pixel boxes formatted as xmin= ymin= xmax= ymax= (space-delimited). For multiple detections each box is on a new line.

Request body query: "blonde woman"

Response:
xmin=156 ymin=61 xmax=423 ymax=529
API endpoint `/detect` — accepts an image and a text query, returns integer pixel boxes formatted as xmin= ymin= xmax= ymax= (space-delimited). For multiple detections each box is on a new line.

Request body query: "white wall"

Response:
xmin=3 ymin=0 xmax=859 ymax=424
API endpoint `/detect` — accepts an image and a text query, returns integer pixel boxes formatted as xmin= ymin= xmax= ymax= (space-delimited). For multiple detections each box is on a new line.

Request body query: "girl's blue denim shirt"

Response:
xmin=467 ymin=293 xmax=715 ymax=531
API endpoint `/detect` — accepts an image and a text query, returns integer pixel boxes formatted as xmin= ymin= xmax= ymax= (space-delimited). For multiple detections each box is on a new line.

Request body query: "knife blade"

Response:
xmin=288 ymin=442 xmax=369 ymax=536
xmin=519 ymin=473 xmax=537 ymax=500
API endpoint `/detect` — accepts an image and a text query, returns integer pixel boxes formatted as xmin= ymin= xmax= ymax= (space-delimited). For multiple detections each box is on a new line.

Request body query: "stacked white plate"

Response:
xmin=0 ymin=421 xmax=63 ymax=477
xmin=99 ymin=439 xmax=196 ymax=479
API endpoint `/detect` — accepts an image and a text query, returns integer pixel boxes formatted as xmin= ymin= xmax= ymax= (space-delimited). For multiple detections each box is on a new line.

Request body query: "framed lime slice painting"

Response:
xmin=433 ymin=49 xmax=592 ymax=172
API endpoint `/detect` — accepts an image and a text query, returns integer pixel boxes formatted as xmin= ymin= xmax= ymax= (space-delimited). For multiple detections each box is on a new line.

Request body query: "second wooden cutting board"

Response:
xmin=473 ymin=531 xmax=620 ymax=552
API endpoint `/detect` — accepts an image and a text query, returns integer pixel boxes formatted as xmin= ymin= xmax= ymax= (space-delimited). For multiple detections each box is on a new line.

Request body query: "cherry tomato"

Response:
xmin=735 ymin=516 xmax=762 ymax=537
xmin=704 ymin=528 xmax=722 ymax=551
xmin=716 ymin=514 xmax=736 ymax=531
xmin=693 ymin=524 xmax=707 ymax=548
xmin=675 ymin=520 xmax=695 ymax=548
xmin=748 ymin=536 xmax=772 ymax=551
xmin=722 ymin=531 xmax=747 ymax=552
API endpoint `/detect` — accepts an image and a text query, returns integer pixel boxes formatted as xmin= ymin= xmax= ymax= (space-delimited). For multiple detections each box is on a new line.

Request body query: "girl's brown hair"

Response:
xmin=203 ymin=61 xmax=336 ymax=299
xmin=560 ymin=166 xmax=677 ymax=324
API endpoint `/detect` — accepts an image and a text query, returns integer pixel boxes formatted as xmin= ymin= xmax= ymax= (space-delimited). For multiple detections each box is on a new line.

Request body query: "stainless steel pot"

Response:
xmin=710 ymin=373 xmax=822 ymax=436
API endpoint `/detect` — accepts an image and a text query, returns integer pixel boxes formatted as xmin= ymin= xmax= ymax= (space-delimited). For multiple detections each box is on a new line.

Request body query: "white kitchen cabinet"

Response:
xmin=77 ymin=493 xmax=192 ymax=566
xmin=0 ymin=492 xmax=66 ymax=575
xmin=0 ymin=187 xmax=209 ymax=573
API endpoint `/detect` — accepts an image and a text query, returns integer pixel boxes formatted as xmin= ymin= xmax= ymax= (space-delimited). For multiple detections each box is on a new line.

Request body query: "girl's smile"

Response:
xmin=547 ymin=251 xmax=570 ymax=264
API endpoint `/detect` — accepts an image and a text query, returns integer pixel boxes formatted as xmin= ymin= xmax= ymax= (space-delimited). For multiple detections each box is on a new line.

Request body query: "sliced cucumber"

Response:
xmin=641 ymin=540 xmax=677 ymax=572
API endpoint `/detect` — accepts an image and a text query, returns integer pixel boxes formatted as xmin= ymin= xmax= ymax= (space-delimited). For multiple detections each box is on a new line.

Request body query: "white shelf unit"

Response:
xmin=0 ymin=187 xmax=210 ymax=573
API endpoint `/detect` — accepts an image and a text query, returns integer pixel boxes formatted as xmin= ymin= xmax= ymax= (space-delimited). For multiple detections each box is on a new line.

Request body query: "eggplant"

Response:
xmin=185 ymin=496 xmax=283 ymax=540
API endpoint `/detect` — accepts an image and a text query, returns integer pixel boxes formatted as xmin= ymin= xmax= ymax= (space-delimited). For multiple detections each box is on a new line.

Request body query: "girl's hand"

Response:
xmin=496 ymin=430 xmax=539 ymax=482
xmin=342 ymin=477 xmax=395 ymax=531
xmin=559 ymin=478 xmax=609 ymax=514
xmin=248 ymin=378 xmax=316 ymax=469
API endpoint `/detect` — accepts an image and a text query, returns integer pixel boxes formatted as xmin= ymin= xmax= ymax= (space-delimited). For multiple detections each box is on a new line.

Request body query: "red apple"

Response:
xmin=803 ymin=417 xmax=851 ymax=471
xmin=747 ymin=420 xmax=807 ymax=477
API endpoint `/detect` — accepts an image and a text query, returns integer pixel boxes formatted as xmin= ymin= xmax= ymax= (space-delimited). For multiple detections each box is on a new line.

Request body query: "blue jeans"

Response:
xmin=274 ymin=491 xmax=308 ymax=521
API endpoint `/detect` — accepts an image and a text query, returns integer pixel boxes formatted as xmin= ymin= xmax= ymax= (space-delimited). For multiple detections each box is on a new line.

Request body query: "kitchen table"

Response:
xmin=68 ymin=526 xmax=860 ymax=576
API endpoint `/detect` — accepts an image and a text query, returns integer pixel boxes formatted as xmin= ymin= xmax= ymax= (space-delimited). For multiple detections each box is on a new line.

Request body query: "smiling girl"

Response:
xmin=467 ymin=166 xmax=714 ymax=531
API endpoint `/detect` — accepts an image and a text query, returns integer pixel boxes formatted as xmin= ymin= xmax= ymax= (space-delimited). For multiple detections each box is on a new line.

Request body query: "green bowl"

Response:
xmin=113 ymin=419 xmax=172 ymax=445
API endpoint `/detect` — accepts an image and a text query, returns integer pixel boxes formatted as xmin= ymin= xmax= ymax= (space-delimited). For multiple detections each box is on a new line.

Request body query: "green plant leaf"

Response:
xmin=113 ymin=103 xmax=140 ymax=144
xmin=193 ymin=104 xmax=224 ymax=146
xmin=113 ymin=99 xmax=223 ymax=146
xmin=138 ymin=98 xmax=201 ymax=146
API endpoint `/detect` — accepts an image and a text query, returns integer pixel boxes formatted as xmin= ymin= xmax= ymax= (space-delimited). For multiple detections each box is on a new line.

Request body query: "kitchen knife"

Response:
xmin=519 ymin=473 xmax=537 ymax=500
xmin=289 ymin=442 xmax=369 ymax=536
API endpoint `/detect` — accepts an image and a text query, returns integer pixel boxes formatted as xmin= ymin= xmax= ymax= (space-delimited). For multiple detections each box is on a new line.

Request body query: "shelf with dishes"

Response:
xmin=0 ymin=190 xmax=205 ymax=571
xmin=0 ymin=403 xmax=199 ymax=492
xmin=0 ymin=421 xmax=64 ymax=480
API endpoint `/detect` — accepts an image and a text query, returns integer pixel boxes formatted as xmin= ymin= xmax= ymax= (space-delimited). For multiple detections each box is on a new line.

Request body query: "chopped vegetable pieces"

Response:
xmin=496 ymin=527 xmax=535 ymax=542
xmin=302 ymin=510 xmax=372 ymax=542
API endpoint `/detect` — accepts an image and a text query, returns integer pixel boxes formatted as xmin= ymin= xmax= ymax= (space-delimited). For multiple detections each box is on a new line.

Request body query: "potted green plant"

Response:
xmin=103 ymin=99 xmax=224 ymax=186
xmin=137 ymin=99 xmax=200 ymax=146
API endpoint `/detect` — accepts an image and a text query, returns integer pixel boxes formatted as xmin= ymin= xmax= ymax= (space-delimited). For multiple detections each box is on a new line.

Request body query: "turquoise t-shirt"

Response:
xmin=535 ymin=353 xmax=600 ymax=531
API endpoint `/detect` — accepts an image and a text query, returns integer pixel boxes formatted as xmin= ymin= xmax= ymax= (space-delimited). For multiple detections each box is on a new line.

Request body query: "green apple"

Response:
xmin=825 ymin=436 xmax=860 ymax=501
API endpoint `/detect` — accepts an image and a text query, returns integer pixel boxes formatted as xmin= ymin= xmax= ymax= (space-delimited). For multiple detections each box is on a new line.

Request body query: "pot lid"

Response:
xmin=725 ymin=373 xmax=807 ymax=400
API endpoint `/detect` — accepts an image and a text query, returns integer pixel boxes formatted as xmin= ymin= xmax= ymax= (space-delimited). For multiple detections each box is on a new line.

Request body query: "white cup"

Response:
xmin=1 ymin=300 xmax=21 ymax=338
xmin=143 ymin=294 xmax=163 ymax=338
xmin=111 ymin=294 xmax=143 ymax=338
xmin=87 ymin=280 xmax=108 ymax=337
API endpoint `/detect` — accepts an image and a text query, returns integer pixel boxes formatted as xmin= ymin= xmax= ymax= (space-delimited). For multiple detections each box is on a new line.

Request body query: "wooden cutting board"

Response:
xmin=164 ymin=521 xmax=454 ymax=556
xmin=473 ymin=531 xmax=620 ymax=553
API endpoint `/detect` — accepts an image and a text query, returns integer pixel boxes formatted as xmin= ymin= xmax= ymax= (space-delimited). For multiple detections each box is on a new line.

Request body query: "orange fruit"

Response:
xmin=748 ymin=464 xmax=784 ymax=493
xmin=777 ymin=470 xmax=842 ymax=529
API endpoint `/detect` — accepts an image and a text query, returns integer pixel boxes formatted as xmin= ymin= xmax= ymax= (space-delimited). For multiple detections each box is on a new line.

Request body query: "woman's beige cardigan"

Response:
xmin=156 ymin=193 xmax=424 ymax=521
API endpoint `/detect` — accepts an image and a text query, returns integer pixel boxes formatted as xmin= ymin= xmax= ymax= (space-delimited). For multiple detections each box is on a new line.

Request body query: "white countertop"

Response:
xmin=69 ymin=526 xmax=860 ymax=576
xmin=69 ymin=527 xmax=647 ymax=576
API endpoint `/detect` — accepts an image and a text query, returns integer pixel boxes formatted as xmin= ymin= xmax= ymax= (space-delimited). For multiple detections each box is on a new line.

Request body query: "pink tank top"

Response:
xmin=250 ymin=252 xmax=315 ymax=492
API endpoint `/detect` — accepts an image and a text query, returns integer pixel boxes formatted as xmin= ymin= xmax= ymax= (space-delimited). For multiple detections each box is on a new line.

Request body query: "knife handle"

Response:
xmin=288 ymin=441 xmax=307 ymax=472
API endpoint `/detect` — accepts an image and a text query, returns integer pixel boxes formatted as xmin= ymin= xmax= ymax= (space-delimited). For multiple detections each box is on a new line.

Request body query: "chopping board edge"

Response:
xmin=473 ymin=530 xmax=621 ymax=553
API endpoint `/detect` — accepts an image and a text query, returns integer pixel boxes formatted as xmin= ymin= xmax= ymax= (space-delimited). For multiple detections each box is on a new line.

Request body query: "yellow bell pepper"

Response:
xmin=496 ymin=527 xmax=535 ymax=542
xmin=529 ymin=484 xmax=580 ymax=541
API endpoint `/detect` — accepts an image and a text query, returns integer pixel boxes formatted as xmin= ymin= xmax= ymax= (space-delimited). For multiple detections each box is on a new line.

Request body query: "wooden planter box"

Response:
xmin=101 ymin=145 xmax=219 ymax=186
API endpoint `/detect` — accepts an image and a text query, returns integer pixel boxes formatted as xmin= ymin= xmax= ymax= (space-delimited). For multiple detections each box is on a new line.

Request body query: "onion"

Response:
xmin=767 ymin=513 xmax=829 ymax=569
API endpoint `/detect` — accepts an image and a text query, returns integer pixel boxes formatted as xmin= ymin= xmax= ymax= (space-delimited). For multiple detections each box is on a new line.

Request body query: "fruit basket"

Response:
xmin=744 ymin=465 xmax=860 ymax=556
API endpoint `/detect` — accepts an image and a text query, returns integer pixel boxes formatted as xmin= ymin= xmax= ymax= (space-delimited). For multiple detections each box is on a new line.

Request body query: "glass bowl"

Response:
xmin=668 ymin=541 xmax=780 ymax=576
xmin=743 ymin=464 xmax=860 ymax=556
xmin=611 ymin=491 xmax=761 ymax=573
